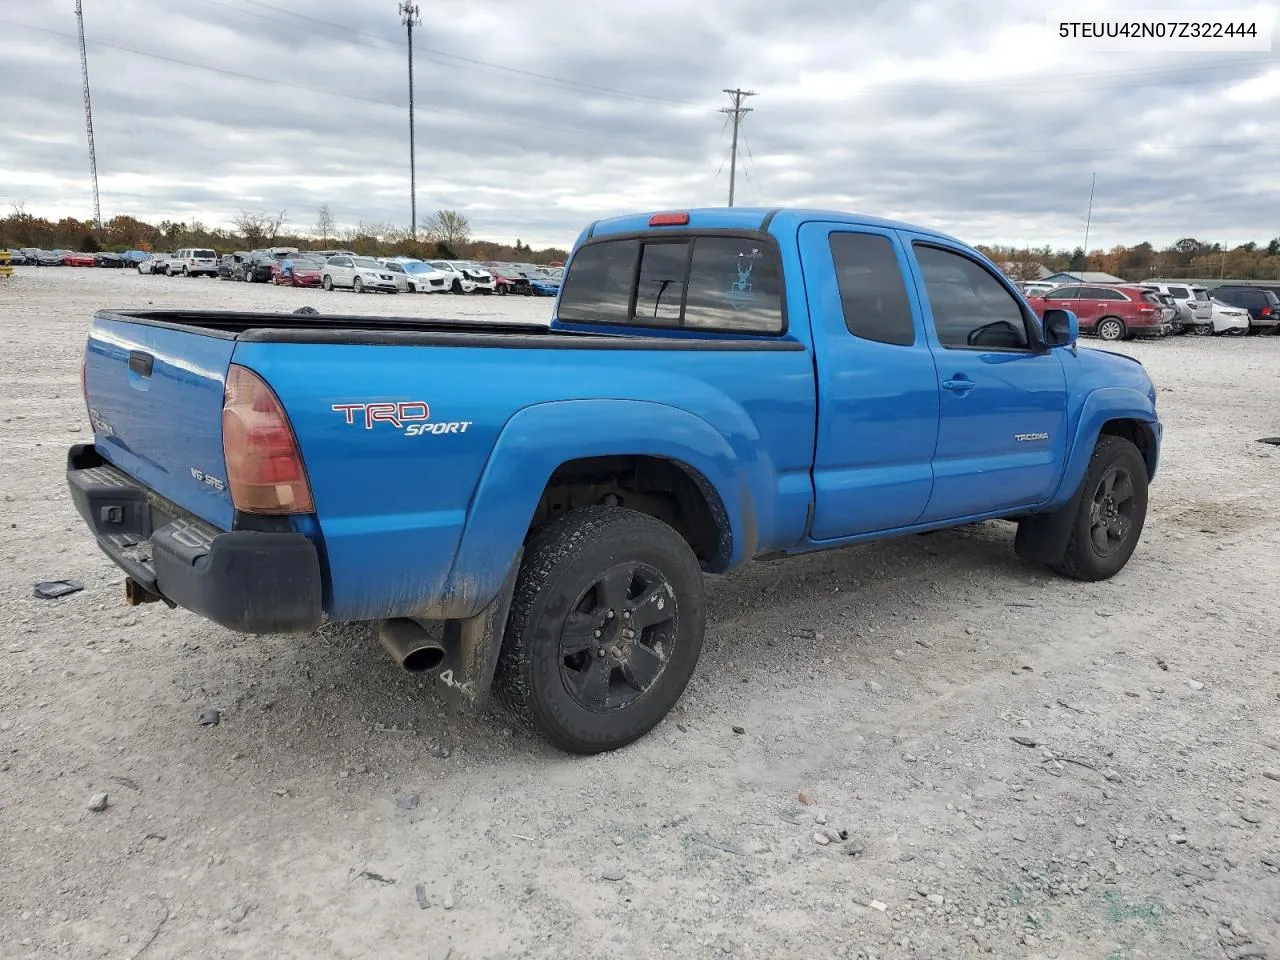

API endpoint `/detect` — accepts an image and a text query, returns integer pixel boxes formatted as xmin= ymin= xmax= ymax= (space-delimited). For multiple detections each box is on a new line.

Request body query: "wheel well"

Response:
xmin=529 ymin=456 xmax=731 ymax=571
xmin=1100 ymin=419 xmax=1156 ymax=478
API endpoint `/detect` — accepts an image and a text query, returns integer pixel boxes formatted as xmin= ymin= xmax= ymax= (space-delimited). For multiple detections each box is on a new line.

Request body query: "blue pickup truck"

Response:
xmin=68 ymin=207 xmax=1160 ymax=753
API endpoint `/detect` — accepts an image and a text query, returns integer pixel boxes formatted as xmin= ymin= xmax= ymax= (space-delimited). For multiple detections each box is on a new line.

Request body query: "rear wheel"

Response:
xmin=1052 ymin=436 xmax=1148 ymax=581
xmin=1193 ymin=323 xmax=1213 ymax=336
xmin=495 ymin=507 xmax=706 ymax=754
xmin=1096 ymin=317 xmax=1125 ymax=342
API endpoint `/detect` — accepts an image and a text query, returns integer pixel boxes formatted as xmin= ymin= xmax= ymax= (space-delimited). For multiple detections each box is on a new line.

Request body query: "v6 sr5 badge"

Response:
xmin=331 ymin=401 xmax=472 ymax=438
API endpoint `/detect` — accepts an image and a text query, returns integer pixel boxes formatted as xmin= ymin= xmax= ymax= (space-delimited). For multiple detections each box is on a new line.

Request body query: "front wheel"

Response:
xmin=1096 ymin=317 xmax=1126 ymax=341
xmin=1052 ymin=435 xmax=1148 ymax=581
xmin=1192 ymin=323 xmax=1213 ymax=336
xmin=495 ymin=507 xmax=706 ymax=754
xmin=353 ymin=277 xmax=364 ymax=294
xmin=322 ymin=275 xmax=333 ymax=291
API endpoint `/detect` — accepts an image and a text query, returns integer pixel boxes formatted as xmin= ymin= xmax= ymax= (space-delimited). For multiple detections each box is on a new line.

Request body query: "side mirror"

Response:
xmin=1043 ymin=308 xmax=1078 ymax=348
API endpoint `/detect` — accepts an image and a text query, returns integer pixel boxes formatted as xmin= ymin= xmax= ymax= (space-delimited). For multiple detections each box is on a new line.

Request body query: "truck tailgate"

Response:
xmin=84 ymin=314 xmax=237 ymax=530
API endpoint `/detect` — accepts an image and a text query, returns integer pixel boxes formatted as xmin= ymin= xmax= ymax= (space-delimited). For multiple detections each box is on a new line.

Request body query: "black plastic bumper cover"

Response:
xmin=66 ymin=444 xmax=323 ymax=634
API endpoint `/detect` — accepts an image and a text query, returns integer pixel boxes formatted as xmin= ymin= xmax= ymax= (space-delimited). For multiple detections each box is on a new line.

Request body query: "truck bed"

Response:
xmin=99 ymin=310 xmax=803 ymax=350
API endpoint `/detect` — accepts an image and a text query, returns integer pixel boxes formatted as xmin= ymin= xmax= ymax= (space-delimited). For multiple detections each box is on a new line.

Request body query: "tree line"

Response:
xmin=979 ymin=236 xmax=1280 ymax=283
xmin=0 ymin=202 xmax=569 ymax=265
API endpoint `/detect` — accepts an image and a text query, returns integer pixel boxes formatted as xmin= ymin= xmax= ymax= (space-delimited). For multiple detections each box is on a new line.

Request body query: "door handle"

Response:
xmin=942 ymin=375 xmax=974 ymax=394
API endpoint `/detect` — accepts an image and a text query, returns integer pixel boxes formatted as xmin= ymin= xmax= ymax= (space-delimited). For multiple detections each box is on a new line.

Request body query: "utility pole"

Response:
xmin=399 ymin=2 xmax=421 ymax=237
xmin=74 ymin=0 xmax=102 ymax=230
xmin=719 ymin=88 xmax=756 ymax=207
xmin=1081 ymin=171 xmax=1096 ymax=270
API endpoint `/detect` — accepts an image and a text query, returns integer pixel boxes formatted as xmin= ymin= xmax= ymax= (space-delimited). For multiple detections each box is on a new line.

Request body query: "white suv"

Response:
xmin=322 ymin=255 xmax=400 ymax=294
xmin=428 ymin=260 xmax=496 ymax=294
xmin=170 ymin=248 xmax=218 ymax=277
xmin=1144 ymin=282 xmax=1212 ymax=332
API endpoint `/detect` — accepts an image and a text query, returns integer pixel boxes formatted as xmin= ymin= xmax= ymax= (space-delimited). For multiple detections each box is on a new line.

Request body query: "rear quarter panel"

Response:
xmin=230 ymin=339 xmax=816 ymax=622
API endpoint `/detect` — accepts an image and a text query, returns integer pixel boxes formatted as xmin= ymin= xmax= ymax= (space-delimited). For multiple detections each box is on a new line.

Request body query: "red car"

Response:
xmin=61 ymin=252 xmax=96 ymax=267
xmin=1027 ymin=283 xmax=1176 ymax=342
xmin=271 ymin=257 xmax=323 ymax=288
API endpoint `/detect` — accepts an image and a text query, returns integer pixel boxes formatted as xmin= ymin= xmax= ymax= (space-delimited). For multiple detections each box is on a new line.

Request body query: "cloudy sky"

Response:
xmin=1 ymin=0 xmax=1277 ymax=250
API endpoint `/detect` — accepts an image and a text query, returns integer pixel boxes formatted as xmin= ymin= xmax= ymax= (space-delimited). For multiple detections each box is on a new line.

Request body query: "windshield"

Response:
xmin=293 ymin=259 xmax=322 ymax=270
xmin=429 ymin=262 xmax=451 ymax=270
xmin=382 ymin=262 xmax=405 ymax=273
xmin=402 ymin=262 xmax=430 ymax=274
xmin=354 ymin=257 xmax=384 ymax=270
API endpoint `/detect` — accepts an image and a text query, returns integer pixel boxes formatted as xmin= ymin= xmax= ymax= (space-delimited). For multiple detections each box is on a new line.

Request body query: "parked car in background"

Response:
xmin=120 ymin=250 xmax=150 ymax=266
xmin=1212 ymin=285 xmax=1280 ymax=333
xmin=93 ymin=252 xmax=124 ymax=268
xmin=527 ymin=272 xmax=561 ymax=297
xmin=169 ymin=248 xmax=218 ymax=277
xmin=1205 ymin=297 xmax=1251 ymax=335
xmin=1027 ymin=284 xmax=1175 ymax=341
xmin=429 ymin=260 xmax=495 ymax=294
xmin=217 ymin=253 xmax=248 ymax=280
xmin=377 ymin=259 xmax=412 ymax=293
xmin=29 ymin=250 xmax=64 ymax=266
xmin=394 ymin=259 xmax=451 ymax=293
xmin=241 ymin=252 xmax=278 ymax=283
xmin=272 ymin=256 xmax=324 ymax=288
xmin=1018 ymin=281 xmax=1057 ymax=298
xmin=137 ymin=253 xmax=171 ymax=275
xmin=485 ymin=262 xmax=533 ymax=296
xmin=1143 ymin=282 xmax=1212 ymax=332
xmin=5 ymin=249 xmax=30 ymax=265
xmin=62 ymin=251 xmax=96 ymax=267
xmin=321 ymin=255 xmax=400 ymax=293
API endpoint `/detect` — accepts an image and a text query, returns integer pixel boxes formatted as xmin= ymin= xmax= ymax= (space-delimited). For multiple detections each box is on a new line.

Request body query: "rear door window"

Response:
xmin=828 ymin=232 xmax=914 ymax=346
xmin=1166 ymin=286 xmax=1189 ymax=299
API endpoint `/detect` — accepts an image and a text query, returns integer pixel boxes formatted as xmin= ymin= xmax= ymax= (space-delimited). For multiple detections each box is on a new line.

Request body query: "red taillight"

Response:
xmin=222 ymin=364 xmax=314 ymax=514
xmin=1263 ymin=306 xmax=1273 ymax=317
xmin=649 ymin=211 xmax=690 ymax=226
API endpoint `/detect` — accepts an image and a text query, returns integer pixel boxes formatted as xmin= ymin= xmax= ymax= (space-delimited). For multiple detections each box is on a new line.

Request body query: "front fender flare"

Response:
xmin=434 ymin=399 xmax=757 ymax=619
xmin=1051 ymin=387 xmax=1159 ymax=507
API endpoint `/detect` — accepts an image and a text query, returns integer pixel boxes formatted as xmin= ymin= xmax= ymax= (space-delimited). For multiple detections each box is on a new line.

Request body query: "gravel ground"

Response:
xmin=1 ymin=267 xmax=1278 ymax=960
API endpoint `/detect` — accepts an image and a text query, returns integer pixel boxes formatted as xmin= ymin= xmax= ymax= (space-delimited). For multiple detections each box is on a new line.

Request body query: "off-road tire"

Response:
xmin=495 ymin=507 xmax=706 ymax=754
xmin=1052 ymin=435 xmax=1148 ymax=581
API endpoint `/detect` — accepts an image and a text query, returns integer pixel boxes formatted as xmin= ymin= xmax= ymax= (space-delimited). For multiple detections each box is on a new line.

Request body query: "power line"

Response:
xmin=719 ymin=88 xmax=756 ymax=207
xmin=741 ymin=128 xmax=764 ymax=205
xmin=205 ymin=0 xmax=695 ymax=107
xmin=0 ymin=18 xmax=594 ymax=136
xmin=74 ymin=0 xmax=101 ymax=229
xmin=398 ymin=1 xmax=420 ymax=237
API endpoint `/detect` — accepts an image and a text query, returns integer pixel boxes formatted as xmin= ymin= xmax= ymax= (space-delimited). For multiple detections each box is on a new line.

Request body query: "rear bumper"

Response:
xmin=66 ymin=444 xmax=324 ymax=634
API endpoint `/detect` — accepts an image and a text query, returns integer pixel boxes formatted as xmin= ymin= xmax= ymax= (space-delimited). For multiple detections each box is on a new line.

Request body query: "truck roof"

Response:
xmin=585 ymin=207 xmax=962 ymax=245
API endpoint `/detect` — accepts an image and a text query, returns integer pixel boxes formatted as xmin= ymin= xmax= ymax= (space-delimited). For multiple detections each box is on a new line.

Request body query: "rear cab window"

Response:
xmin=558 ymin=234 xmax=784 ymax=334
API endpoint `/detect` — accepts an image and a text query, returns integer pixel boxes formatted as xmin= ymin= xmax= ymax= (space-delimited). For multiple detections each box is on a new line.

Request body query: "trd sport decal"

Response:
xmin=331 ymin=401 xmax=472 ymax=437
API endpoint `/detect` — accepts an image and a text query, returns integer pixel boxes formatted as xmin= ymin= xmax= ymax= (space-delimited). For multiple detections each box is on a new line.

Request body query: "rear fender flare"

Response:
xmin=440 ymin=399 xmax=756 ymax=618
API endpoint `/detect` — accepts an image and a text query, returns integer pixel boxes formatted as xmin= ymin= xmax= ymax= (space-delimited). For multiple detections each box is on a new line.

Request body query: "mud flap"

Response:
xmin=1014 ymin=486 xmax=1084 ymax=564
xmin=427 ymin=549 xmax=523 ymax=713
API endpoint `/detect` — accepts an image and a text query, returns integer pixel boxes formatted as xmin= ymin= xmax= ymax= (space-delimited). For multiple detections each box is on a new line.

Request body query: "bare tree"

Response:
xmin=315 ymin=204 xmax=335 ymax=245
xmin=232 ymin=210 xmax=288 ymax=248
xmin=421 ymin=209 xmax=471 ymax=248
xmin=1002 ymin=252 xmax=1045 ymax=282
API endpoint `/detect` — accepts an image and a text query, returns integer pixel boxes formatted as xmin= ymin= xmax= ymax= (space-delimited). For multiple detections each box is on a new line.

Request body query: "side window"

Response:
xmin=1045 ymin=286 xmax=1079 ymax=300
xmin=1167 ymin=286 xmax=1189 ymax=299
xmin=634 ymin=242 xmax=689 ymax=325
xmin=828 ymin=232 xmax=914 ymax=346
xmin=1097 ymin=288 xmax=1127 ymax=301
xmin=557 ymin=239 xmax=639 ymax=324
xmin=914 ymin=244 xmax=1030 ymax=350
xmin=683 ymin=237 xmax=783 ymax=333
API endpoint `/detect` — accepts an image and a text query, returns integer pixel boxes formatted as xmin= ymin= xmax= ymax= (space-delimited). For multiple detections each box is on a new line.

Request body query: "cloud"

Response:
xmin=0 ymin=0 xmax=1276 ymax=249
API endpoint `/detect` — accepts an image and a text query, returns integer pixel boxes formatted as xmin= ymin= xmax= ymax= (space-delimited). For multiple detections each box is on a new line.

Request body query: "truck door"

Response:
xmin=903 ymin=237 xmax=1067 ymax=522
xmin=798 ymin=223 xmax=940 ymax=539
